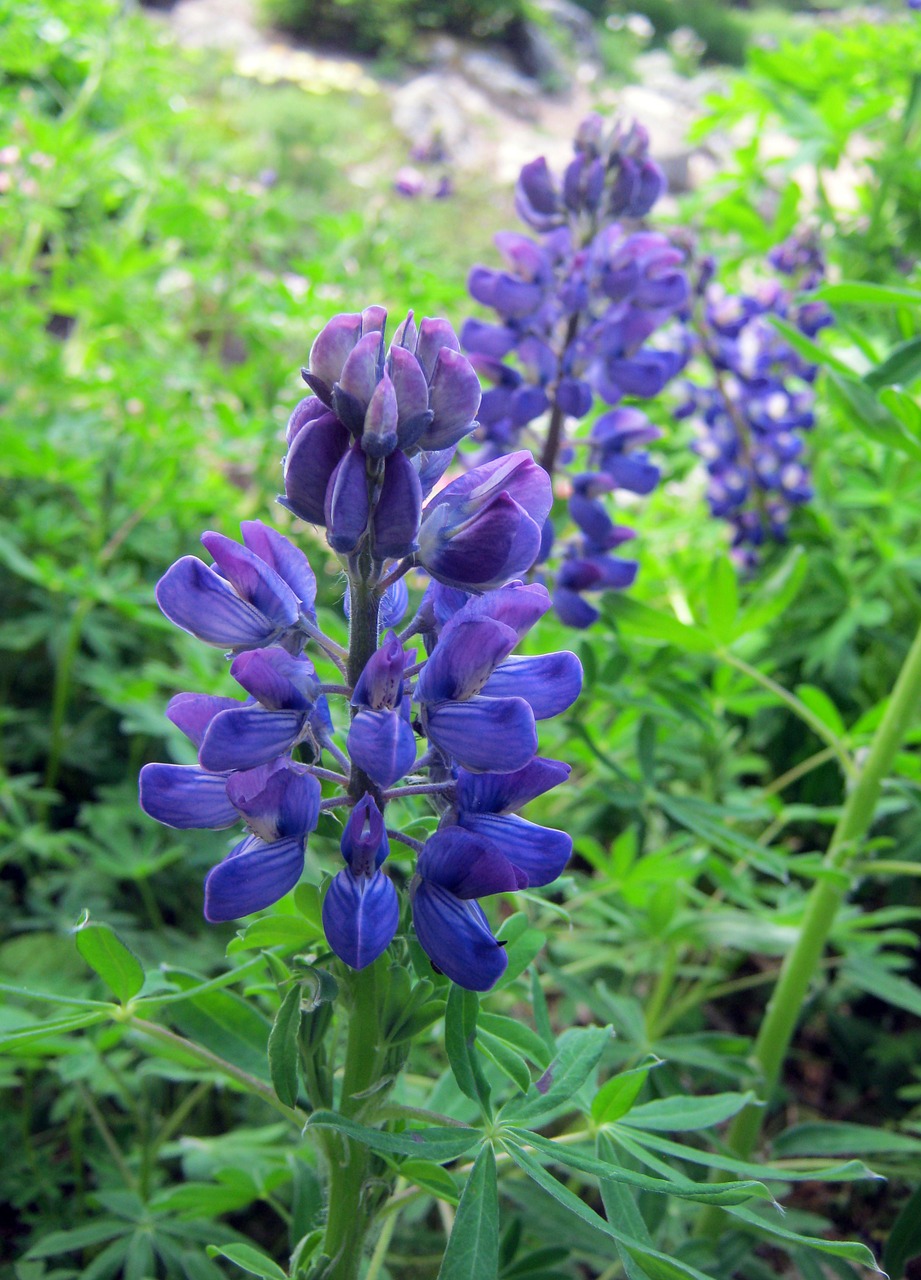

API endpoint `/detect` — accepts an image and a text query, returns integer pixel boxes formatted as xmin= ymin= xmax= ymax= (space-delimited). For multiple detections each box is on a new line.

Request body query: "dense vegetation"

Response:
xmin=3 ymin=1 xmax=921 ymax=1278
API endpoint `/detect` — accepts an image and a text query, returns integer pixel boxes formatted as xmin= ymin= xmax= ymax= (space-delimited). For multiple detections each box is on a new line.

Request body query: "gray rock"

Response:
xmin=459 ymin=50 xmax=540 ymax=119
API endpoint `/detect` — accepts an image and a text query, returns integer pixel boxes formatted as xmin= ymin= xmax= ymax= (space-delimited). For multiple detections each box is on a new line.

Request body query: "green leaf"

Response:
xmin=445 ymin=984 xmax=491 ymax=1114
xmin=162 ymin=970 xmax=272 ymax=1081
xmin=842 ymin=956 xmax=921 ymax=1019
xmin=206 ymin=1243 xmax=288 ymax=1280
xmin=864 ymin=337 xmax=921 ymax=390
xmin=705 ymin=556 xmax=739 ymax=640
xmin=794 ymin=685 xmax=847 ymax=739
xmin=227 ymin=915 xmax=323 ymax=955
xmin=437 ymin=1146 xmax=499 ymax=1280
xmin=602 ymin=597 xmax=713 ymax=652
xmin=617 ymin=1124 xmax=876 ymax=1184
xmin=591 ymin=1061 xmax=655 ymax=1124
xmin=726 ymin=1205 xmax=881 ymax=1270
xmin=399 ymin=1159 xmax=459 ymax=1205
xmin=769 ymin=316 xmax=854 ymax=376
xmin=25 ymin=1220 xmax=128 ymax=1258
xmin=504 ymin=1025 xmax=611 ymax=1124
xmin=883 ymin=1183 xmax=921 ymax=1279
xmin=478 ymin=1013 xmax=552 ymax=1069
xmin=619 ymin=1091 xmax=758 ymax=1132
xmin=305 ymin=1110 xmax=481 ymax=1161
xmin=502 ymin=1139 xmax=715 ymax=1280
xmin=828 ymin=372 xmax=921 ymax=459
xmin=736 ymin=547 xmax=807 ymax=635
xmin=506 ymin=1129 xmax=770 ymax=1205
xmin=772 ymin=1122 xmax=921 ymax=1158
xmin=0 ymin=1010 xmax=112 ymax=1052
xmin=495 ymin=914 xmax=546 ymax=987
xmin=477 ymin=1029 xmax=531 ymax=1093
xmin=879 ymin=385 xmax=921 ymax=439
xmin=814 ymin=281 xmax=921 ymax=307
xmin=74 ymin=916 xmax=144 ymax=1004
xmin=267 ymin=982 xmax=302 ymax=1108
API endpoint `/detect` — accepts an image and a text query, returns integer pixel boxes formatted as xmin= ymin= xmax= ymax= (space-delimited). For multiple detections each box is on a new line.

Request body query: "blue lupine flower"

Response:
xmin=156 ymin=521 xmax=317 ymax=653
xmin=347 ymin=632 xmax=417 ymax=788
xmin=141 ymin=303 xmax=581 ymax=989
xmin=460 ymin=113 xmax=688 ymax=627
xmin=141 ymin=755 xmax=321 ymax=921
xmin=411 ymin=827 xmax=523 ymax=990
xmin=415 ymin=581 xmax=581 ymax=773
xmin=322 ymin=795 xmax=400 ymax=969
xmin=197 ymin=648 xmax=331 ymax=773
xmin=417 ymin=450 xmax=552 ymax=590
xmin=678 ymin=235 xmax=831 ymax=565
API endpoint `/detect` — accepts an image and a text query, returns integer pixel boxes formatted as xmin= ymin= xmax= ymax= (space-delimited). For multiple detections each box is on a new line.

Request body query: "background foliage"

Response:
xmin=3 ymin=0 xmax=921 ymax=1277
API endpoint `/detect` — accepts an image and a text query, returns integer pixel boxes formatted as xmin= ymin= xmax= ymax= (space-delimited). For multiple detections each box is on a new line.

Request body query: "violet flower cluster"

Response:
xmin=140 ymin=309 xmax=582 ymax=991
xmin=676 ymin=235 xmax=831 ymax=567
xmin=461 ymin=115 xmax=690 ymax=627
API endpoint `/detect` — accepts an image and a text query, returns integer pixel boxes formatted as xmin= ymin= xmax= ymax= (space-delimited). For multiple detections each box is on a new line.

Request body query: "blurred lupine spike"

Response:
xmin=679 ymin=234 xmax=831 ymax=566
xmin=462 ymin=113 xmax=688 ymax=627
xmin=140 ymin=307 xmax=580 ymax=990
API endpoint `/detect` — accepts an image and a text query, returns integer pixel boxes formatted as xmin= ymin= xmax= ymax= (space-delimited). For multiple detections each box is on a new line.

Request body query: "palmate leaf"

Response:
xmin=206 ymin=1243 xmax=288 ymax=1280
xmin=502 ymin=1138 xmax=715 ymax=1280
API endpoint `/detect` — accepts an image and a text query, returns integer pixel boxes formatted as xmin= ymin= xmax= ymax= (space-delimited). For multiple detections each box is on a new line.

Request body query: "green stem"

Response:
xmin=322 ymin=961 xmax=384 ymax=1280
xmin=698 ymin=617 xmax=921 ymax=1233
xmin=644 ymin=945 xmax=679 ymax=1042
xmin=129 ymin=1018 xmax=305 ymax=1126
xmin=716 ymin=648 xmax=855 ymax=779
xmin=45 ymin=597 xmax=94 ymax=791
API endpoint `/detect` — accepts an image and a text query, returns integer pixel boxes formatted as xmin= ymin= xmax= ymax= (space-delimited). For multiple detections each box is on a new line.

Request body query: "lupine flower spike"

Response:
xmin=140 ymin=308 xmax=582 ymax=990
xmin=462 ymin=115 xmax=690 ymax=626
xmin=676 ymin=234 xmax=831 ymax=567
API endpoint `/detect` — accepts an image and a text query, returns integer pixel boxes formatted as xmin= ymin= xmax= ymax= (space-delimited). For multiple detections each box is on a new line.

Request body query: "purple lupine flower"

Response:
xmin=678 ymin=235 xmax=830 ymax=565
xmin=415 ymin=581 xmax=581 ymax=773
xmin=322 ymin=795 xmax=400 ymax=968
xmin=347 ymin=632 xmax=417 ymax=788
xmin=411 ymin=827 xmax=523 ymax=990
xmin=416 ymin=450 xmax=552 ymax=589
xmin=460 ymin=113 xmax=688 ymax=627
xmin=141 ymin=754 xmax=321 ymax=921
xmin=197 ymin=648 xmax=331 ymax=773
xmin=156 ymin=522 xmax=316 ymax=653
xmin=141 ymin=304 xmax=582 ymax=989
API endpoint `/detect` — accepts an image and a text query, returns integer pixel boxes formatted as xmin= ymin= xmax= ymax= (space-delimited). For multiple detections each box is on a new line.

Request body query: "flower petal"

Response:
xmin=411 ymin=883 xmax=508 ymax=990
xmin=417 ymin=827 xmax=523 ymax=898
xmin=480 ymin=652 xmax=583 ymax=719
xmin=166 ymin=693 xmax=241 ymax=747
xmin=241 ymin=520 xmax=317 ymax=618
xmin=199 ymin=706 xmax=306 ymax=773
xmin=139 ymin=764 xmax=237 ymax=830
xmin=347 ymin=708 xmax=417 ymax=789
xmin=457 ymin=812 xmax=571 ymax=887
xmin=204 ymin=834 xmax=305 ymax=922
xmin=455 ymin=757 xmax=571 ymax=815
xmin=422 ymin=696 xmax=537 ymax=773
xmin=156 ymin=557 xmax=274 ymax=649
xmin=322 ymin=868 xmax=399 ymax=969
xmin=200 ymin=531 xmax=299 ymax=631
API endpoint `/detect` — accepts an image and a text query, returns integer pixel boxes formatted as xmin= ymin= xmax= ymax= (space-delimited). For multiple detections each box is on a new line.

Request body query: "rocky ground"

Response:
xmin=153 ymin=0 xmax=725 ymax=193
